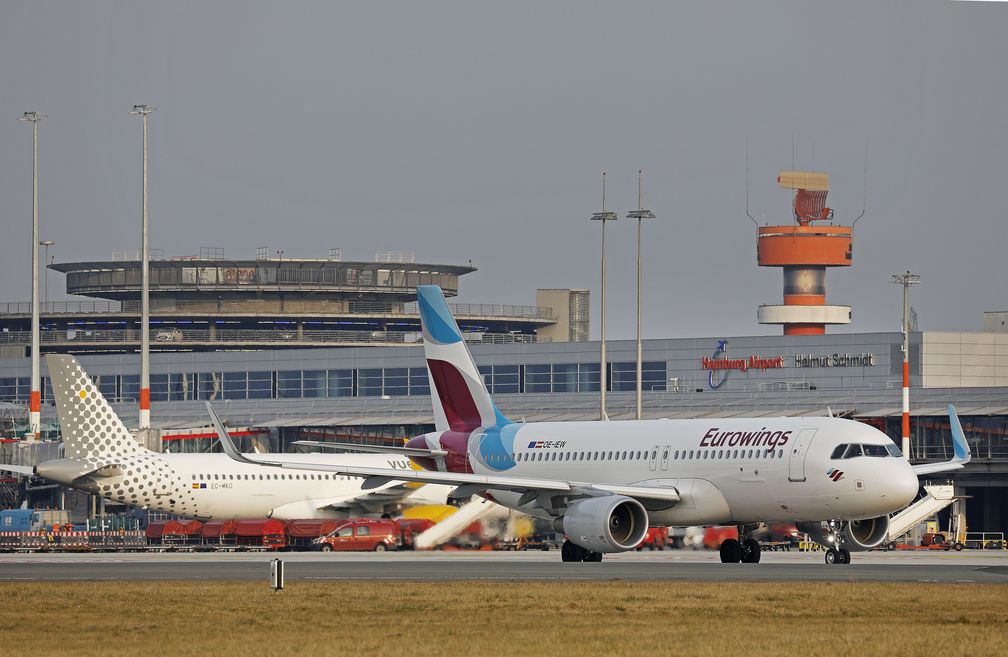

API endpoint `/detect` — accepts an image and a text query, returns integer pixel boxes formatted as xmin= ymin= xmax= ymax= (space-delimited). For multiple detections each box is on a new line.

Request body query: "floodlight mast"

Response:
xmin=130 ymin=104 xmax=154 ymax=431
xmin=590 ymin=172 xmax=618 ymax=421
xmin=19 ymin=111 xmax=46 ymax=439
xmin=891 ymin=271 xmax=920 ymax=461
xmin=627 ymin=170 xmax=655 ymax=420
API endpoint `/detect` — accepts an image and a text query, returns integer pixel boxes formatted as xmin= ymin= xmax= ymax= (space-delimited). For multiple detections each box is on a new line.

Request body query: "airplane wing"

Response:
xmin=290 ymin=440 xmax=448 ymax=458
xmin=207 ymin=403 xmax=680 ymax=507
xmin=911 ymin=404 xmax=972 ymax=476
xmin=0 ymin=464 xmax=35 ymax=476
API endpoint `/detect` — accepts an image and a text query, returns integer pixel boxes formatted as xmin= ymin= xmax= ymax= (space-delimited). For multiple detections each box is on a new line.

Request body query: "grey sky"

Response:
xmin=1 ymin=1 xmax=1006 ymax=340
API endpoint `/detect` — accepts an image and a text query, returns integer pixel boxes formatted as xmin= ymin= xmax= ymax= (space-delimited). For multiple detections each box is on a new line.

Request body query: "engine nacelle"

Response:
xmin=557 ymin=495 xmax=649 ymax=553
xmin=798 ymin=515 xmax=890 ymax=552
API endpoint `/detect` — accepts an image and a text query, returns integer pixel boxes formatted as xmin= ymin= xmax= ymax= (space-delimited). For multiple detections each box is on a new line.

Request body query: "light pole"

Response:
xmin=39 ymin=240 xmax=54 ymax=306
xmin=627 ymin=170 xmax=655 ymax=420
xmin=20 ymin=111 xmax=45 ymax=440
xmin=891 ymin=270 xmax=920 ymax=460
xmin=130 ymin=104 xmax=154 ymax=431
xmin=590 ymin=172 xmax=618 ymax=421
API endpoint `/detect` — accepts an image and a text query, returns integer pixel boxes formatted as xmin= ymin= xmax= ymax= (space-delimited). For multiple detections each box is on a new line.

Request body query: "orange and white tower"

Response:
xmin=757 ymin=171 xmax=852 ymax=335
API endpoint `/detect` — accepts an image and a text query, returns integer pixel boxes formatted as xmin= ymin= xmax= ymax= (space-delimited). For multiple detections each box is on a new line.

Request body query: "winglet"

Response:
xmin=911 ymin=404 xmax=971 ymax=476
xmin=948 ymin=404 xmax=970 ymax=464
xmin=206 ymin=402 xmax=271 ymax=467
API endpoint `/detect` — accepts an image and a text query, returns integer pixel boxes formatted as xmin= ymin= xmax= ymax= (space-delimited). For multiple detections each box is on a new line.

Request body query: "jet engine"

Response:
xmin=555 ymin=495 xmax=649 ymax=553
xmin=798 ymin=515 xmax=890 ymax=551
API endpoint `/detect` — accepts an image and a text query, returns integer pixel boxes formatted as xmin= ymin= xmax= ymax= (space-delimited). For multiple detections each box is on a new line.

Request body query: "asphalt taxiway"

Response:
xmin=2 ymin=550 xmax=1007 ymax=583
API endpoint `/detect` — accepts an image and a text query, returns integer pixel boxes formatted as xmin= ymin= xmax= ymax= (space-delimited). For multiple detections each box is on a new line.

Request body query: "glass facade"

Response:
xmin=0 ymin=360 xmax=667 ymax=403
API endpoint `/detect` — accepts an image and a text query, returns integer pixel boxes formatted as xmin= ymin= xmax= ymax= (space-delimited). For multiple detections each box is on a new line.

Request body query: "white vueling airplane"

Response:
xmin=214 ymin=286 xmax=970 ymax=565
xmin=0 ymin=354 xmax=449 ymax=520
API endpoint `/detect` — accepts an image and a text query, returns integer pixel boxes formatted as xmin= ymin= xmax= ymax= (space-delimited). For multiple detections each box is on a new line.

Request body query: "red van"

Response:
xmin=312 ymin=519 xmax=400 ymax=552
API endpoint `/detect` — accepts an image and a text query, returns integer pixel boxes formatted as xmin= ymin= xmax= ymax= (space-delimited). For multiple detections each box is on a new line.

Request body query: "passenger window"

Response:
xmin=778 ymin=449 xmax=783 ymax=458
xmin=336 ymin=527 xmax=352 ymax=538
xmin=830 ymin=444 xmax=848 ymax=459
xmin=214 ymin=474 xmax=219 ymax=480
xmin=356 ymin=526 xmax=369 ymax=536
xmin=843 ymin=444 xmax=863 ymax=459
xmin=718 ymin=450 xmax=723 ymax=459
xmin=688 ymin=450 xmax=694 ymax=459
xmin=673 ymin=451 xmax=679 ymax=459
xmin=662 ymin=450 xmax=668 ymax=460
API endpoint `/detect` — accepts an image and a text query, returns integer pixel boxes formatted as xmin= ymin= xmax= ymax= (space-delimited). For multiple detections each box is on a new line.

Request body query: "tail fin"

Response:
xmin=911 ymin=404 xmax=972 ymax=476
xmin=416 ymin=285 xmax=509 ymax=432
xmin=46 ymin=354 xmax=147 ymax=461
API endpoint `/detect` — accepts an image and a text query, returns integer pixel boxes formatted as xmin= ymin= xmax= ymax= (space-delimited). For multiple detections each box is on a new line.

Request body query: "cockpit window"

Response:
xmin=885 ymin=443 xmax=902 ymax=458
xmin=830 ymin=444 xmax=848 ymax=459
xmin=863 ymin=444 xmax=888 ymax=457
xmin=843 ymin=444 xmax=863 ymax=459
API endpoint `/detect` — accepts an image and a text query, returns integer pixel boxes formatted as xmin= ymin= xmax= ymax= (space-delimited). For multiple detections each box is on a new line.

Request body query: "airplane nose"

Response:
xmin=894 ymin=466 xmax=920 ymax=507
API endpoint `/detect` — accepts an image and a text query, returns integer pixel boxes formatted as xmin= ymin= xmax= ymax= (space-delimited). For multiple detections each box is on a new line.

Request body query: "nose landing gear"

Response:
xmin=719 ymin=525 xmax=762 ymax=563
xmin=822 ymin=520 xmax=852 ymax=565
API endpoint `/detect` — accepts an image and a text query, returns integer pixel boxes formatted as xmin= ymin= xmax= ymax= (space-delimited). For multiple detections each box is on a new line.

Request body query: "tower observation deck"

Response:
xmin=756 ymin=171 xmax=852 ymax=335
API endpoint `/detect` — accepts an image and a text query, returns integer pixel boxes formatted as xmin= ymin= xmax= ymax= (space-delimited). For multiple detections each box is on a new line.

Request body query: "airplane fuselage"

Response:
xmin=67 ymin=453 xmax=441 ymax=520
xmin=410 ymin=417 xmax=919 ymax=526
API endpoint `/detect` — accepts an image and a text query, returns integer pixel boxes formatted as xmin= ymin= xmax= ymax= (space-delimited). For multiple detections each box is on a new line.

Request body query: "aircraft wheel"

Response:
xmin=838 ymin=548 xmax=851 ymax=564
xmin=585 ymin=551 xmax=603 ymax=562
xmin=825 ymin=548 xmax=838 ymax=564
xmin=719 ymin=538 xmax=742 ymax=563
xmin=741 ymin=538 xmax=761 ymax=563
xmin=561 ymin=540 xmax=576 ymax=562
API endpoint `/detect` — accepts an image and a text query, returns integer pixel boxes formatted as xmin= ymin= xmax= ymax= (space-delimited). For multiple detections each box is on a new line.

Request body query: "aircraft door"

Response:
xmin=649 ymin=445 xmax=659 ymax=472
xmin=660 ymin=445 xmax=671 ymax=471
xmin=787 ymin=428 xmax=818 ymax=482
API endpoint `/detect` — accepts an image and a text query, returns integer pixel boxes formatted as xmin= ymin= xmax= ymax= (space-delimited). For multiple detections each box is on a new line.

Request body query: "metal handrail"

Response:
xmin=0 ymin=299 xmax=554 ymax=321
xmin=0 ymin=328 xmax=545 ymax=346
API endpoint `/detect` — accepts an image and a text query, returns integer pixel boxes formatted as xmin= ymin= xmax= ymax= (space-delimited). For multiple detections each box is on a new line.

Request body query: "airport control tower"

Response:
xmin=756 ymin=171 xmax=852 ymax=335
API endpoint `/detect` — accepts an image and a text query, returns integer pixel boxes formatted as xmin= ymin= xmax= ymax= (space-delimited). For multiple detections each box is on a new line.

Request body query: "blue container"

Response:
xmin=0 ymin=509 xmax=37 ymax=532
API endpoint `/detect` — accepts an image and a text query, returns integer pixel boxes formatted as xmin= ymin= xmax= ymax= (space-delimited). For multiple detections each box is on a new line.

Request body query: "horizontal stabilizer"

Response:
xmin=0 ymin=464 xmax=35 ymax=476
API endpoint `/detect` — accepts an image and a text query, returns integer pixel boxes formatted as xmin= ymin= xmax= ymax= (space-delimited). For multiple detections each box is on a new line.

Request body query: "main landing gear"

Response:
xmin=561 ymin=540 xmax=603 ymax=563
xmin=719 ymin=525 xmax=761 ymax=564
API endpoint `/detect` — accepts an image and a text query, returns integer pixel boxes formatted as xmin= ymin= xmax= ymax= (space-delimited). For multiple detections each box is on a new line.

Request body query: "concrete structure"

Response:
xmin=0 ymin=251 xmax=582 ymax=354
xmin=535 ymin=289 xmax=589 ymax=342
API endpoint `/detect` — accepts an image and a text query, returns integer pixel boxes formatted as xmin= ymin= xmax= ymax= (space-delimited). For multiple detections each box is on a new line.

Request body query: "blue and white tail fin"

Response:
xmin=911 ymin=404 xmax=972 ymax=476
xmin=46 ymin=354 xmax=148 ymax=461
xmin=416 ymin=285 xmax=510 ymax=433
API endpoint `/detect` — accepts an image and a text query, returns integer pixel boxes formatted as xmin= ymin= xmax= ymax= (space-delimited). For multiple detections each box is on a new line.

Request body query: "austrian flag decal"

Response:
xmin=826 ymin=468 xmax=844 ymax=482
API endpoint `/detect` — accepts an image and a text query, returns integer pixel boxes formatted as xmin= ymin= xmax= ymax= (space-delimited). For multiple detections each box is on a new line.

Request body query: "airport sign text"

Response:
xmin=794 ymin=352 xmax=876 ymax=368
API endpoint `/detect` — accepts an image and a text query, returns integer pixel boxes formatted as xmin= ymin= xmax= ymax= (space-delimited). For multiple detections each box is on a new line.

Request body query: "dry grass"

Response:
xmin=1 ymin=581 xmax=1006 ymax=657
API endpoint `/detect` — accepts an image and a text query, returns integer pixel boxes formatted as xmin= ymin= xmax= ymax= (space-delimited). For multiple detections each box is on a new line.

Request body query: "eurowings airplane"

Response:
xmin=215 ymin=285 xmax=971 ymax=565
xmin=0 ymin=354 xmax=449 ymax=520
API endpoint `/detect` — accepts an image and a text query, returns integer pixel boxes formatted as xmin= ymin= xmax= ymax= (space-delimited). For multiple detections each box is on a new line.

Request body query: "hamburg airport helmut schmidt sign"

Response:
xmin=701 ymin=339 xmax=877 ymax=389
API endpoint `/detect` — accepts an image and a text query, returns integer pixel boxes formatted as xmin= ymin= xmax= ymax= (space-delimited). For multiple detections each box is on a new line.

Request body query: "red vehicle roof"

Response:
xmin=286 ymin=520 xmax=343 ymax=538
xmin=233 ymin=519 xmax=287 ymax=536
xmin=163 ymin=519 xmax=204 ymax=536
xmin=145 ymin=520 xmax=171 ymax=539
xmin=200 ymin=519 xmax=240 ymax=538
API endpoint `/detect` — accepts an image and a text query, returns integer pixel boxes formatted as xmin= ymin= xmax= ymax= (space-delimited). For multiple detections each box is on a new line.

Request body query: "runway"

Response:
xmin=2 ymin=550 xmax=1007 ymax=583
